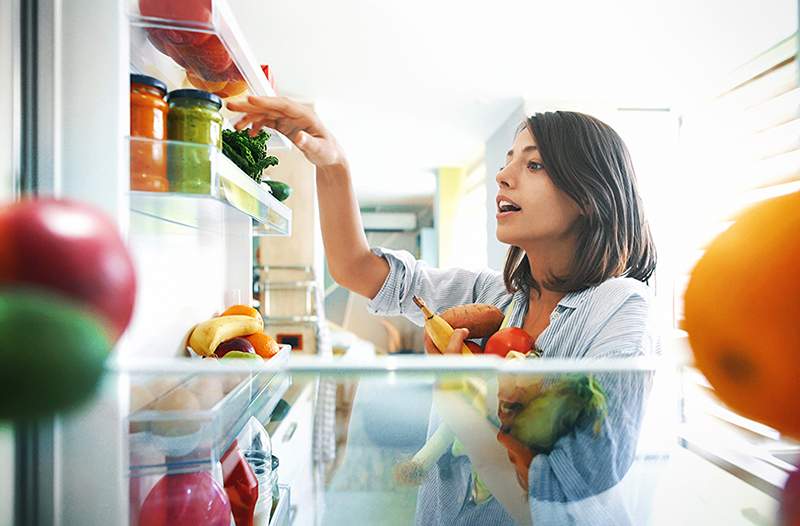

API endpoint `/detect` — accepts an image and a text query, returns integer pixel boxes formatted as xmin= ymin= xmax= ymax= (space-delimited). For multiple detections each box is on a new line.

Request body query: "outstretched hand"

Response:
xmin=227 ymin=96 xmax=347 ymax=169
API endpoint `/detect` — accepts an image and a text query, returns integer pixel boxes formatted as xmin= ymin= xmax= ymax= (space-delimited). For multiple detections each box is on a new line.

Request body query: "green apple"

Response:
xmin=220 ymin=351 xmax=263 ymax=361
xmin=0 ymin=289 xmax=111 ymax=420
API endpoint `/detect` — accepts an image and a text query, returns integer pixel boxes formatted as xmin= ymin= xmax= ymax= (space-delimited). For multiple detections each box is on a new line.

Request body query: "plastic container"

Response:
xmin=166 ymin=88 xmax=223 ymax=193
xmin=240 ymin=417 xmax=274 ymax=526
xmin=130 ymin=74 xmax=169 ymax=191
xmin=222 ymin=440 xmax=259 ymax=526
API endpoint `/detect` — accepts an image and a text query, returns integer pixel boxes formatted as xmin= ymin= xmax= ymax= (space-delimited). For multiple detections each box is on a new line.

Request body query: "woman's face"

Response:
xmin=495 ymin=128 xmax=582 ymax=247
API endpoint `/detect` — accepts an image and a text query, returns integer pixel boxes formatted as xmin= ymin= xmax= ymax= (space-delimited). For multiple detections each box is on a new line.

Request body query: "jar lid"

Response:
xmin=167 ymin=88 xmax=223 ymax=109
xmin=271 ymin=455 xmax=279 ymax=470
xmin=130 ymin=74 xmax=167 ymax=95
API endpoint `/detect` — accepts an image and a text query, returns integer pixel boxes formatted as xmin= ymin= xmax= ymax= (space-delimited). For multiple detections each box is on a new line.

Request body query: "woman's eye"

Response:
xmin=527 ymin=161 xmax=544 ymax=171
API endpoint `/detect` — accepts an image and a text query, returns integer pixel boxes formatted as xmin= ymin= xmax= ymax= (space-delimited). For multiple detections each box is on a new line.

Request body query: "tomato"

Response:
xmin=484 ymin=327 xmax=533 ymax=358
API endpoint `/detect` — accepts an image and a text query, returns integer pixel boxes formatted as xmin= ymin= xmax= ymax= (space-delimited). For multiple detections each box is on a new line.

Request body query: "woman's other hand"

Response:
xmin=227 ymin=96 xmax=346 ymax=169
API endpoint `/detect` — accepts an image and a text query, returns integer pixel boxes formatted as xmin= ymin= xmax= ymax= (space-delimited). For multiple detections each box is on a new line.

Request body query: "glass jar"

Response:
xmin=130 ymin=74 xmax=168 ymax=192
xmin=166 ymin=89 xmax=223 ymax=194
xmin=268 ymin=455 xmax=280 ymax=516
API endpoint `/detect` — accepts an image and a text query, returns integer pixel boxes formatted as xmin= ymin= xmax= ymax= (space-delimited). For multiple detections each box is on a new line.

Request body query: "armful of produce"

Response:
xmin=394 ymin=297 xmax=608 ymax=492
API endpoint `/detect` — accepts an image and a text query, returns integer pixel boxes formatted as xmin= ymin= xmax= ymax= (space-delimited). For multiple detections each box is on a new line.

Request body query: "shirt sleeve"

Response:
xmin=527 ymin=290 xmax=656 ymax=524
xmin=366 ymin=247 xmax=505 ymax=326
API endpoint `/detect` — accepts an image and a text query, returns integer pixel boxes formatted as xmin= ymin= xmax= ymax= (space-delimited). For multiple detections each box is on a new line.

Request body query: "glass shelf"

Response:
xmin=128 ymin=0 xmax=289 ymax=149
xmin=129 ymin=137 xmax=291 ymax=236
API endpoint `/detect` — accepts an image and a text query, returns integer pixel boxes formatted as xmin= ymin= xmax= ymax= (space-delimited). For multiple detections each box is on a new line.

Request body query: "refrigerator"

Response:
xmin=2 ymin=1 xmax=796 ymax=526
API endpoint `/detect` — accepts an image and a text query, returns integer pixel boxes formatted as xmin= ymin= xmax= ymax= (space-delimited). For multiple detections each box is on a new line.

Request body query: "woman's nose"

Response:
xmin=496 ymin=165 xmax=512 ymax=188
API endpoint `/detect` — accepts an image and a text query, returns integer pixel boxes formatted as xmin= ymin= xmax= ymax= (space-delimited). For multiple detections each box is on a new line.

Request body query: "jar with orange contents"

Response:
xmin=130 ymin=74 xmax=169 ymax=192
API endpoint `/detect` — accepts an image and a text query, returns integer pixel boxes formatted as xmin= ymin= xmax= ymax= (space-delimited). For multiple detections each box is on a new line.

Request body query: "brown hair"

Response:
xmin=503 ymin=111 xmax=657 ymax=294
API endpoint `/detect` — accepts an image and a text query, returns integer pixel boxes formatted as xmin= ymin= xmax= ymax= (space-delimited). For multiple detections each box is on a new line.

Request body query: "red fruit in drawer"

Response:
xmin=214 ymin=337 xmax=256 ymax=358
xmin=0 ymin=199 xmax=136 ymax=342
xmin=189 ymin=36 xmax=232 ymax=74
xmin=139 ymin=0 xmax=212 ymax=26
xmin=146 ymin=29 xmax=192 ymax=68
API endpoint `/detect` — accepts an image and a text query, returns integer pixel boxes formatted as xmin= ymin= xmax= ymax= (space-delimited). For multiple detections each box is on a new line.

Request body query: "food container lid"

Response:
xmin=130 ymin=74 xmax=167 ymax=95
xmin=167 ymin=88 xmax=223 ymax=109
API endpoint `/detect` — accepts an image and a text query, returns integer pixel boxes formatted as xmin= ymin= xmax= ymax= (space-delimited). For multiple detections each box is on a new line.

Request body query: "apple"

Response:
xmin=0 ymin=199 xmax=136 ymax=341
xmin=214 ymin=337 xmax=255 ymax=358
xmin=0 ymin=289 xmax=111 ymax=419
xmin=138 ymin=472 xmax=231 ymax=526
xmin=220 ymin=351 xmax=262 ymax=362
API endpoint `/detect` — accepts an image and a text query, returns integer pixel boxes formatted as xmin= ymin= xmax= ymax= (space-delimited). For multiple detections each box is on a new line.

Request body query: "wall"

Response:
xmin=484 ymin=102 xmax=526 ymax=270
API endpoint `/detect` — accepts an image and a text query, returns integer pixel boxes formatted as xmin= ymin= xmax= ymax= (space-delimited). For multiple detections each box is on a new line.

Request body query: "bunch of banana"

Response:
xmin=188 ymin=314 xmax=263 ymax=357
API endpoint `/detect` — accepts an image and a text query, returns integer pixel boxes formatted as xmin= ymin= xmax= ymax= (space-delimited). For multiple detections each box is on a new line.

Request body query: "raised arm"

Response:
xmin=227 ymin=96 xmax=388 ymax=299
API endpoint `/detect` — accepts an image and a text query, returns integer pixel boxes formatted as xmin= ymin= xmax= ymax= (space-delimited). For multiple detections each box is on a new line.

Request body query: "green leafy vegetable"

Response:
xmin=509 ymin=374 xmax=608 ymax=452
xmin=221 ymin=129 xmax=279 ymax=183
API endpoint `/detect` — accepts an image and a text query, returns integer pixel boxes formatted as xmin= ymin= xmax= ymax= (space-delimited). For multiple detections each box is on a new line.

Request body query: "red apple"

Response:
xmin=214 ymin=337 xmax=255 ymax=358
xmin=0 ymin=199 xmax=136 ymax=341
xmin=138 ymin=472 xmax=231 ymax=526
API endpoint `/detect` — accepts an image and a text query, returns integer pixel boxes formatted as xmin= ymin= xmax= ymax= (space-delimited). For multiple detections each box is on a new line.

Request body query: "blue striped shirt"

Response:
xmin=366 ymin=247 xmax=660 ymax=525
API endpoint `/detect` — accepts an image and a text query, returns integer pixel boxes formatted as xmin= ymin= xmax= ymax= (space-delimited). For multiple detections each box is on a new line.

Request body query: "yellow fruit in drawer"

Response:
xmin=188 ymin=314 xmax=264 ymax=356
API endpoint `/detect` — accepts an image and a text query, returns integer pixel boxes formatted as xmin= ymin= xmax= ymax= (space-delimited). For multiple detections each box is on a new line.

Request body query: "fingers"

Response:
xmin=227 ymin=96 xmax=309 ymax=122
xmin=246 ymin=95 xmax=308 ymax=118
xmin=423 ymin=333 xmax=439 ymax=355
xmin=443 ymin=328 xmax=469 ymax=355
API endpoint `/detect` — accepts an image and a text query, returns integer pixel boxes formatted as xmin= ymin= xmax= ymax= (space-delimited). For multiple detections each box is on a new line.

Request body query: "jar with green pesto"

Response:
xmin=166 ymin=89 xmax=223 ymax=194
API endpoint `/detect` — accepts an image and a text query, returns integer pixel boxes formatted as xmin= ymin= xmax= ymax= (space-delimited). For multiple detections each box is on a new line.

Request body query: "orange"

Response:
xmin=246 ymin=332 xmax=280 ymax=359
xmin=684 ymin=191 xmax=800 ymax=439
xmin=220 ymin=305 xmax=260 ymax=319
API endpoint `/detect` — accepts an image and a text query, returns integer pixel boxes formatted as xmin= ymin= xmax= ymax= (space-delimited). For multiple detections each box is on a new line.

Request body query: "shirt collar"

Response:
xmin=513 ymin=285 xmax=592 ymax=314
xmin=557 ymin=287 xmax=592 ymax=309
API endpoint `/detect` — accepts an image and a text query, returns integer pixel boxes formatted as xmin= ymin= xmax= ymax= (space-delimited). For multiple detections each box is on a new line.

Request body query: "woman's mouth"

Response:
xmin=496 ymin=196 xmax=522 ymax=218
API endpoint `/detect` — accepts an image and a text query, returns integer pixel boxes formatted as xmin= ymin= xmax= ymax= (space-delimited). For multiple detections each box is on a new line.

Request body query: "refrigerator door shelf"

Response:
xmin=128 ymin=0 xmax=289 ymax=149
xmin=129 ymin=137 xmax=292 ymax=236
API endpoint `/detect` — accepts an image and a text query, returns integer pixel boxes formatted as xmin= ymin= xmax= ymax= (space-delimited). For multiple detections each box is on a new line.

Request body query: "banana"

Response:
xmin=413 ymin=296 xmax=473 ymax=355
xmin=188 ymin=315 xmax=264 ymax=356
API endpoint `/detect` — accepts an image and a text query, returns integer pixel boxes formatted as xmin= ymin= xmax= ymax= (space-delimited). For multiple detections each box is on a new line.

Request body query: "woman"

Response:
xmin=229 ymin=97 xmax=659 ymax=525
